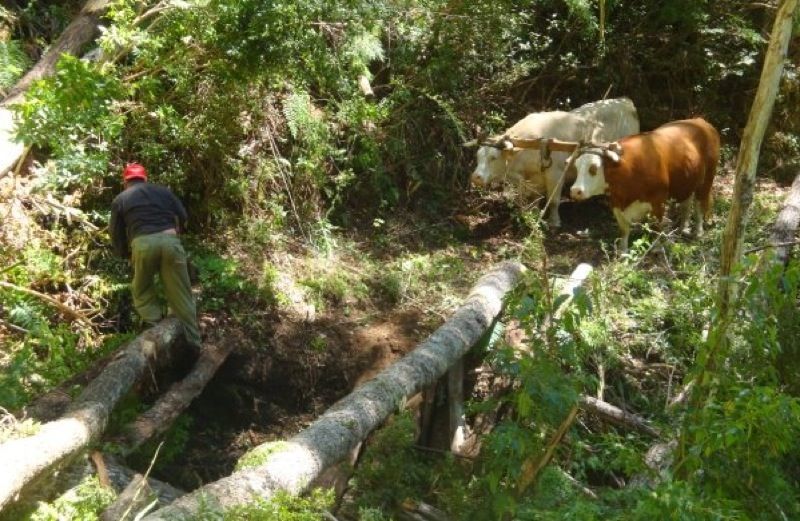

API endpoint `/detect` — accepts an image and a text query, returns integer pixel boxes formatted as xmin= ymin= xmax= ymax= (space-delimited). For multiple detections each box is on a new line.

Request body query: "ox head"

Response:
xmin=569 ymin=142 xmax=622 ymax=201
xmin=469 ymin=136 xmax=514 ymax=188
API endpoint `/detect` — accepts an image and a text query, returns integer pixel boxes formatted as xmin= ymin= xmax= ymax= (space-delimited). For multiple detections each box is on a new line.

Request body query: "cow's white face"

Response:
xmin=570 ymin=153 xmax=607 ymax=201
xmin=471 ymin=146 xmax=507 ymax=188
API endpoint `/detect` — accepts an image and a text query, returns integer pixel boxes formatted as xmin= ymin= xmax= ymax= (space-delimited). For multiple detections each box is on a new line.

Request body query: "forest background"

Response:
xmin=1 ymin=0 xmax=800 ymax=519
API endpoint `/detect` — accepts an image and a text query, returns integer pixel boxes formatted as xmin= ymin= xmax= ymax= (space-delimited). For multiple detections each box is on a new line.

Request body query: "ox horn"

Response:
xmin=462 ymin=139 xmax=479 ymax=147
xmin=604 ymin=149 xmax=621 ymax=163
xmin=500 ymin=136 xmax=514 ymax=150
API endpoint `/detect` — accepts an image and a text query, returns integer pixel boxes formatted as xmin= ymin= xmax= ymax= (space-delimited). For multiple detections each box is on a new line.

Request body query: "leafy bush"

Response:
xmin=14 ymin=56 xmax=125 ymax=191
xmin=0 ymin=40 xmax=29 ymax=89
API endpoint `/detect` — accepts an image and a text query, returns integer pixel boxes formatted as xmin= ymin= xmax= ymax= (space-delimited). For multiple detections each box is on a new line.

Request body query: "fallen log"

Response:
xmin=579 ymin=395 xmax=660 ymax=437
xmin=116 ymin=341 xmax=233 ymax=455
xmin=2 ymin=451 xmax=183 ymax=516
xmin=2 ymin=0 xmax=111 ymax=105
xmin=24 ymin=349 xmax=128 ymax=422
xmin=0 ymin=319 xmax=183 ymax=513
xmin=100 ymin=474 xmax=159 ymax=521
xmin=769 ymin=172 xmax=800 ymax=267
xmin=0 ymin=0 xmax=113 ymax=176
xmin=141 ymin=261 xmax=526 ymax=520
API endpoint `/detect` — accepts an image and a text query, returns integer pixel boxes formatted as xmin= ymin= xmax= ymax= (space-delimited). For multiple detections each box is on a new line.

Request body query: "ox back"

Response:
xmin=571 ymin=97 xmax=640 ymax=143
xmin=606 ymin=117 xmax=719 ymax=220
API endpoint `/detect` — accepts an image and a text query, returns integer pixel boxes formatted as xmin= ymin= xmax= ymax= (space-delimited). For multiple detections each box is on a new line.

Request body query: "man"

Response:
xmin=110 ymin=163 xmax=201 ymax=348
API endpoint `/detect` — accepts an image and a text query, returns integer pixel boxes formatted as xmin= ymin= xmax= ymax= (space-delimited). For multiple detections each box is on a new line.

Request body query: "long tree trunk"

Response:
xmin=695 ymin=0 xmax=798 ymax=404
xmin=117 ymin=341 xmax=234 ymax=455
xmin=0 ymin=0 xmax=112 ymax=176
xmin=141 ymin=262 xmax=526 ymax=520
xmin=0 ymin=319 xmax=183 ymax=513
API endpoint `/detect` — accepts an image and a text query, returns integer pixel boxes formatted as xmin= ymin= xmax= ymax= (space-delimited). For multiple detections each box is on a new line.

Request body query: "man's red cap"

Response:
xmin=123 ymin=163 xmax=147 ymax=181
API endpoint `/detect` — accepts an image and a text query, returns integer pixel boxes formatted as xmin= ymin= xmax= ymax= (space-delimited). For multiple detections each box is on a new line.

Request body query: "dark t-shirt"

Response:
xmin=110 ymin=181 xmax=188 ymax=257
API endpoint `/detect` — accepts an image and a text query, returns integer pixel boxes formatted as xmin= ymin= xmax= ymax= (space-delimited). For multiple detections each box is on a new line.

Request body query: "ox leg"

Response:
xmin=544 ymin=168 xmax=564 ymax=228
xmin=694 ymin=203 xmax=705 ymax=237
xmin=677 ymin=196 xmax=694 ymax=236
xmin=612 ymin=208 xmax=632 ymax=253
xmin=613 ymin=201 xmax=655 ymax=254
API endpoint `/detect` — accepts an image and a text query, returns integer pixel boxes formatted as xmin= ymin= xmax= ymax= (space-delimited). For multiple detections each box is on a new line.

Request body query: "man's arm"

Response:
xmin=169 ymin=190 xmax=189 ymax=232
xmin=110 ymin=199 xmax=129 ymax=258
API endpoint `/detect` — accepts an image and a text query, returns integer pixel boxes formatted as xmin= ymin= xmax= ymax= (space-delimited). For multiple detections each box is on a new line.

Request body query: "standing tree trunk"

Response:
xmin=695 ymin=0 xmax=798 ymax=402
xmin=141 ymin=262 xmax=526 ymax=520
xmin=0 ymin=0 xmax=112 ymax=176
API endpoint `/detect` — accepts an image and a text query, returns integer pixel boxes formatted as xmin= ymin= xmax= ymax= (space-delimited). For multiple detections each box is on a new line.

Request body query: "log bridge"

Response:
xmin=0 ymin=260 xmax=662 ymax=519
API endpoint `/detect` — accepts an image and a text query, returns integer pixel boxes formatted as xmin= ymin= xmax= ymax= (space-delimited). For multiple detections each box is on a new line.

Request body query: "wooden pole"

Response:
xmin=117 ymin=341 xmax=234 ymax=455
xmin=447 ymin=358 xmax=467 ymax=454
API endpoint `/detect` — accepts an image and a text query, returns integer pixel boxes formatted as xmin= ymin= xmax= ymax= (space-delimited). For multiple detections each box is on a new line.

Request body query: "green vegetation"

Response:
xmin=235 ymin=441 xmax=291 ymax=471
xmin=0 ymin=0 xmax=799 ymax=519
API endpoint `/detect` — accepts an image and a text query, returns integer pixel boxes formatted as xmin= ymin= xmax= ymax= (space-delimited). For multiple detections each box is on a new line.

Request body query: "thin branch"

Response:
xmin=412 ymin=444 xmax=475 ymax=461
xmin=0 ymin=280 xmax=91 ymax=325
xmin=0 ymin=319 xmax=29 ymax=334
xmin=744 ymin=240 xmax=800 ymax=254
xmin=516 ymin=404 xmax=580 ymax=495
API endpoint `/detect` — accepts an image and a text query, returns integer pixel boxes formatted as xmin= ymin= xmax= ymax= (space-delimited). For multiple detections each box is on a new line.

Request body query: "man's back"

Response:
xmin=112 ymin=182 xmax=187 ymax=236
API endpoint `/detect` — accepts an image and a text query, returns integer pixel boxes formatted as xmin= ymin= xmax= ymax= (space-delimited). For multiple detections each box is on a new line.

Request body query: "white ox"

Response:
xmin=470 ymin=97 xmax=640 ymax=227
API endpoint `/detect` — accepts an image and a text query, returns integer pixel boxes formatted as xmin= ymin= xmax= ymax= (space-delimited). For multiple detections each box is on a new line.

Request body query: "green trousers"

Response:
xmin=131 ymin=232 xmax=201 ymax=347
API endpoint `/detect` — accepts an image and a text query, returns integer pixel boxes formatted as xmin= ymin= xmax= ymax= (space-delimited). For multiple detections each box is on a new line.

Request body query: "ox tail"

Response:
xmin=697 ymin=166 xmax=716 ymax=222
xmin=703 ymin=189 xmax=714 ymax=221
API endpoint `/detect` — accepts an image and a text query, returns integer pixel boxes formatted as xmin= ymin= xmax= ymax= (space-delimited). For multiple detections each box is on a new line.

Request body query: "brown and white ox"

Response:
xmin=470 ymin=97 xmax=639 ymax=228
xmin=569 ymin=118 xmax=720 ymax=252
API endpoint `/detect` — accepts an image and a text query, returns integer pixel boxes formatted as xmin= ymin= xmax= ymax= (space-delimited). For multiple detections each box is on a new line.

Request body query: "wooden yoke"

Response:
xmin=478 ymin=136 xmax=582 ymax=153
xmin=508 ymin=137 xmax=581 ymax=153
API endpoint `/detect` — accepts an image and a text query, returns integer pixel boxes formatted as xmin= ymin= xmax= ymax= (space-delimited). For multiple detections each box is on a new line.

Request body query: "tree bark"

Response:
xmin=0 ymin=319 xmax=183 ymax=513
xmin=24 ymin=349 xmax=126 ymax=422
xmin=0 ymin=0 xmax=112 ymax=176
xmin=769 ymin=172 xmax=800 ymax=266
xmin=100 ymin=474 xmax=159 ymax=521
xmin=141 ymin=262 xmax=526 ymax=520
xmin=117 ymin=341 xmax=234 ymax=455
xmin=101 ymin=455 xmax=184 ymax=506
xmin=3 ymin=452 xmax=183 ymax=513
